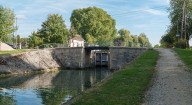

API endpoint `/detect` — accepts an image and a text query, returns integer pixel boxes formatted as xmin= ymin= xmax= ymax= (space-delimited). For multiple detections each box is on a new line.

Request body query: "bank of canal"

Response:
xmin=71 ymin=50 xmax=159 ymax=105
xmin=0 ymin=67 xmax=110 ymax=105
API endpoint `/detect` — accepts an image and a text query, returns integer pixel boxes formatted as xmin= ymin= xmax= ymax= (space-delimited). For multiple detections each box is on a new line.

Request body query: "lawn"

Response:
xmin=71 ymin=49 xmax=159 ymax=105
xmin=174 ymin=48 xmax=192 ymax=70
xmin=0 ymin=49 xmax=28 ymax=55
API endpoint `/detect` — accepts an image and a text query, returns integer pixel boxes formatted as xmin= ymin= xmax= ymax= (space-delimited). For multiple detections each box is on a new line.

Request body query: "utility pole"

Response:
xmin=15 ymin=17 xmax=17 ymax=48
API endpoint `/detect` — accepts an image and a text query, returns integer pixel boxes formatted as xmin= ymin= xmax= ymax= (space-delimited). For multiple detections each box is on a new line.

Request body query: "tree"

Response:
xmin=131 ymin=35 xmax=140 ymax=47
xmin=118 ymin=29 xmax=133 ymax=47
xmin=163 ymin=0 xmax=192 ymax=48
xmin=160 ymin=34 xmax=174 ymax=48
xmin=70 ymin=6 xmax=117 ymax=46
xmin=154 ymin=44 xmax=160 ymax=48
xmin=39 ymin=14 xmax=69 ymax=44
xmin=0 ymin=5 xmax=16 ymax=42
xmin=17 ymin=35 xmax=21 ymax=44
xmin=138 ymin=33 xmax=151 ymax=47
xmin=28 ymin=31 xmax=43 ymax=48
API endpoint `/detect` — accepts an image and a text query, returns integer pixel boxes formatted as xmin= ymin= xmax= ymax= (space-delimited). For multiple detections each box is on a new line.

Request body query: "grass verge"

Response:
xmin=71 ymin=49 xmax=159 ymax=105
xmin=0 ymin=49 xmax=28 ymax=55
xmin=174 ymin=48 xmax=192 ymax=70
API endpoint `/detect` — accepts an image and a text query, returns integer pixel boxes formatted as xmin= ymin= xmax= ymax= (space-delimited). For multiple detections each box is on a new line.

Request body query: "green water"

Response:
xmin=0 ymin=67 xmax=110 ymax=105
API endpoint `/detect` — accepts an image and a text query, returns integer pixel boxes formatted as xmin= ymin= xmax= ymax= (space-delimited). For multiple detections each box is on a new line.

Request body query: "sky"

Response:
xmin=0 ymin=0 xmax=170 ymax=46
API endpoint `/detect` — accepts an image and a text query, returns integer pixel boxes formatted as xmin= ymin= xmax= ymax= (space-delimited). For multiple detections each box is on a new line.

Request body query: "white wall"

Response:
xmin=69 ymin=39 xmax=84 ymax=47
xmin=189 ymin=39 xmax=192 ymax=47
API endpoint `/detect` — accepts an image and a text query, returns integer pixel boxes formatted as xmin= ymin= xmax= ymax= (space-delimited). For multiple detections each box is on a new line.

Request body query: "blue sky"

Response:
xmin=0 ymin=0 xmax=170 ymax=46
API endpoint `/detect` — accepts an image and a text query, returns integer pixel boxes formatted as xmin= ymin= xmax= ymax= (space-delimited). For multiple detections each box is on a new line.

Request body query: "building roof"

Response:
xmin=70 ymin=34 xmax=84 ymax=41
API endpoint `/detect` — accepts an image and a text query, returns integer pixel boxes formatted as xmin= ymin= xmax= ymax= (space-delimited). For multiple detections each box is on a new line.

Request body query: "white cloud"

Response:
xmin=143 ymin=8 xmax=168 ymax=16
xmin=16 ymin=14 xmax=27 ymax=19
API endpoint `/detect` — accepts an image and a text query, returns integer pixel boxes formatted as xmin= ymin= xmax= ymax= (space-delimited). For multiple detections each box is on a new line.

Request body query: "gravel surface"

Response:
xmin=143 ymin=48 xmax=192 ymax=105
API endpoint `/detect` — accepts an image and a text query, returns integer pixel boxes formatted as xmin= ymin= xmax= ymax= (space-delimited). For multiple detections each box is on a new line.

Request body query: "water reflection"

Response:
xmin=0 ymin=67 xmax=110 ymax=105
xmin=0 ymin=91 xmax=16 ymax=105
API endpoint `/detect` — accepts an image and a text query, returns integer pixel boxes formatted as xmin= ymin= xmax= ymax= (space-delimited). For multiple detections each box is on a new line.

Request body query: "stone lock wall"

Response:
xmin=0 ymin=47 xmax=146 ymax=74
xmin=0 ymin=47 xmax=85 ymax=74
xmin=109 ymin=47 xmax=146 ymax=70
xmin=53 ymin=47 xmax=85 ymax=69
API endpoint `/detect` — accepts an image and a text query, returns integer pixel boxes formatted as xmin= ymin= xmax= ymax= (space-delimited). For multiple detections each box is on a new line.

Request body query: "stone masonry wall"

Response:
xmin=53 ymin=47 xmax=84 ymax=69
xmin=0 ymin=47 xmax=84 ymax=74
xmin=109 ymin=47 xmax=146 ymax=70
xmin=0 ymin=47 xmax=146 ymax=74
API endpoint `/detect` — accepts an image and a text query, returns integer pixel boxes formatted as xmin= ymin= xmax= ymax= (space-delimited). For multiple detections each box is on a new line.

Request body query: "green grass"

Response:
xmin=71 ymin=50 xmax=159 ymax=105
xmin=174 ymin=48 xmax=192 ymax=70
xmin=0 ymin=49 xmax=28 ymax=55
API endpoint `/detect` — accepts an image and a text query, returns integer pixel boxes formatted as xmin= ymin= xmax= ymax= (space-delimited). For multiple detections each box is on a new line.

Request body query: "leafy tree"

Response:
xmin=154 ymin=44 xmax=160 ymax=48
xmin=20 ymin=37 xmax=29 ymax=44
xmin=70 ymin=6 xmax=117 ymax=46
xmin=138 ymin=33 xmax=151 ymax=47
xmin=28 ymin=31 xmax=43 ymax=48
xmin=131 ymin=35 xmax=140 ymax=47
xmin=118 ymin=29 xmax=133 ymax=47
xmin=160 ymin=33 xmax=174 ymax=48
xmin=39 ymin=14 xmax=69 ymax=44
xmin=0 ymin=5 xmax=16 ymax=42
xmin=162 ymin=0 xmax=192 ymax=48
xmin=17 ymin=35 xmax=21 ymax=44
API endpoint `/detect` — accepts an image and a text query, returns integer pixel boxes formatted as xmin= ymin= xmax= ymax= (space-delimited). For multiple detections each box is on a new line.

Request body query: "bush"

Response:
xmin=175 ymin=39 xmax=187 ymax=49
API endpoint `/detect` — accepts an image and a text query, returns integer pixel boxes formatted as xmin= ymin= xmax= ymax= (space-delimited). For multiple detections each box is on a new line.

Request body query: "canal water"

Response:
xmin=0 ymin=67 xmax=110 ymax=105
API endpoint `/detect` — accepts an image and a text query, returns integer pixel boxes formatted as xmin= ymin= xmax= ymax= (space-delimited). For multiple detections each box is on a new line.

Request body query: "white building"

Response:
xmin=69 ymin=35 xmax=84 ymax=47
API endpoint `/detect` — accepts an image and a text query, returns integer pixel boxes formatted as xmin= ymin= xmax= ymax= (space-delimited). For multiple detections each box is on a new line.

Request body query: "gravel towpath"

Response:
xmin=143 ymin=48 xmax=192 ymax=105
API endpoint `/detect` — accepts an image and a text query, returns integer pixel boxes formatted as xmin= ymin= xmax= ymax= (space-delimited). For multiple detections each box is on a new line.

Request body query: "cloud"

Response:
xmin=143 ymin=8 xmax=168 ymax=16
xmin=16 ymin=14 xmax=27 ymax=19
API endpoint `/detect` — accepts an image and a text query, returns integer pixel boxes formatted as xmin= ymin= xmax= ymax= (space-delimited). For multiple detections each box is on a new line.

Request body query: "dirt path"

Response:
xmin=143 ymin=48 xmax=192 ymax=105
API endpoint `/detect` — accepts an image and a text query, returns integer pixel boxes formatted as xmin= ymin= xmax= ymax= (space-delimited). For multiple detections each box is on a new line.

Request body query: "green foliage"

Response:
xmin=118 ymin=29 xmax=133 ymax=47
xmin=131 ymin=35 xmax=140 ymax=47
xmin=154 ymin=44 xmax=160 ymax=48
xmin=20 ymin=37 xmax=29 ymax=42
xmin=28 ymin=31 xmax=43 ymax=48
xmin=36 ymin=88 xmax=67 ymax=105
xmin=72 ymin=50 xmax=159 ymax=105
xmin=0 ymin=94 xmax=16 ymax=105
xmin=16 ymin=35 xmax=21 ymax=44
xmin=86 ymin=33 xmax=96 ymax=45
xmin=160 ymin=34 xmax=174 ymax=48
xmin=162 ymin=0 xmax=192 ymax=48
xmin=70 ymin=6 xmax=117 ymax=46
xmin=0 ymin=5 xmax=16 ymax=42
xmin=39 ymin=14 xmax=69 ymax=44
xmin=138 ymin=33 xmax=151 ymax=48
xmin=175 ymin=39 xmax=187 ymax=49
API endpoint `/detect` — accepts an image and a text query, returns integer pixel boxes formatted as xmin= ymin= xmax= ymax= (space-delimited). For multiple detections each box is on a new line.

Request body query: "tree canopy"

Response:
xmin=138 ymin=33 xmax=151 ymax=47
xmin=39 ymin=14 xmax=69 ymax=44
xmin=118 ymin=29 xmax=133 ymax=47
xmin=70 ymin=6 xmax=117 ymax=46
xmin=161 ymin=0 xmax=192 ymax=48
xmin=0 ymin=5 xmax=16 ymax=42
xmin=28 ymin=14 xmax=69 ymax=47
xmin=114 ymin=28 xmax=151 ymax=48
xmin=28 ymin=31 xmax=43 ymax=48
